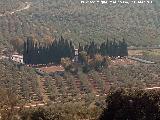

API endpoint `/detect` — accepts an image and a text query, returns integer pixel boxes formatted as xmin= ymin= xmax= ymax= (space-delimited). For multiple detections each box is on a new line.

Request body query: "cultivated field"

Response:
xmin=128 ymin=49 xmax=160 ymax=63
xmin=1 ymin=55 xmax=159 ymax=107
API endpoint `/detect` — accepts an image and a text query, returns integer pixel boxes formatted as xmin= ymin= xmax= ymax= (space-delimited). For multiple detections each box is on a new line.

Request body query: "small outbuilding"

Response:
xmin=11 ymin=54 xmax=23 ymax=64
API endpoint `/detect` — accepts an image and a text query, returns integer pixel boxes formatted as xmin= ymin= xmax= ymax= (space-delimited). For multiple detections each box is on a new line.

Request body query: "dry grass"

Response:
xmin=110 ymin=58 xmax=137 ymax=66
xmin=128 ymin=50 xmax=143 ymax=56
xmin=39 ymin=65 xmax=65 ymax=73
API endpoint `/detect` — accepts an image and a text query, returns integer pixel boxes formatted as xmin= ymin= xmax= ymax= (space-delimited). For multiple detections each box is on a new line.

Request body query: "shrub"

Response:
xmin=99 ymin=89 xmax=160 ymax=120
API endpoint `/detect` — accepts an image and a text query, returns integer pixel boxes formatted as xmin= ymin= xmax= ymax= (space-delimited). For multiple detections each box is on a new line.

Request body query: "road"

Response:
xmin=0 ymin=2 xmax=31 ymax=17
xmin=127 ymin=56 xmax=155 ymax=64
xmin=145 ymin=87 xmax=160 ymax=90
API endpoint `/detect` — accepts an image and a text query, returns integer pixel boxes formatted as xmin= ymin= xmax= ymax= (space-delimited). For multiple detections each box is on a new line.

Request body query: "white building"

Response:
xmin=72 ymin=48 xmax=78 ymax=62
xmin=75 ymin=48 xmax=78 ymax=56
xmin=11 ymin=54 xmax=23 ymax=64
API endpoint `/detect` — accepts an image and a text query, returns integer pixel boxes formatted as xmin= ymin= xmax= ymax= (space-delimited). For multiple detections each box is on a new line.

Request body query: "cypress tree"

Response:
xmin=23 ymin=41 xmax=27 ymax=64
xmin=26 ymin=37 xmax=33 ymax=64
xmin=106 ymin=38 xmax=109 ymax=56
xmin=99 ymin=42 xmax=106 ymax=56
xmin=112 ymin=39 xmax=117 ymax=57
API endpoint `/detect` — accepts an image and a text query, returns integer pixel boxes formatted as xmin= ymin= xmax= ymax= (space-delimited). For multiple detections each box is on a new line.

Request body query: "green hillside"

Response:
xmin=0 ymin=0 xmax=160 ymax=51
xmin=0 ymin=0 xmax=22 ymax=13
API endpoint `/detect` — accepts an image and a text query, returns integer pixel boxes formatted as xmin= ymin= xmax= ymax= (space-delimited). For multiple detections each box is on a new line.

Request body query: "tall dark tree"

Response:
xmin=87 ymin=41 xmax=98 ymax=58
xmin=23 ymin=36 xmax=76 ymax=65
xmin=23 ymin=36 xmax=128 ymax=65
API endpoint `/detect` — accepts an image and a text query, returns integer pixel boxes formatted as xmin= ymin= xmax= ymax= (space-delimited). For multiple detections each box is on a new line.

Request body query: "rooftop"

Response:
xmin=12 ymin=54 xmax=23 ymax=58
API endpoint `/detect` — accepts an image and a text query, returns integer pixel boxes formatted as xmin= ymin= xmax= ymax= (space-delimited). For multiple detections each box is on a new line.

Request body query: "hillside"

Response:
xmin=0 ymin=0 xmax=160 ymax=51
xmin=0 ymin=0 xmax=22 ymax=13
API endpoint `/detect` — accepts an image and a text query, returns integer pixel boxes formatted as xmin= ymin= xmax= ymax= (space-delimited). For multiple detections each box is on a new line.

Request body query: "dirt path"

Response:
xmin=0 ymin=2 xmax=31 ymax=17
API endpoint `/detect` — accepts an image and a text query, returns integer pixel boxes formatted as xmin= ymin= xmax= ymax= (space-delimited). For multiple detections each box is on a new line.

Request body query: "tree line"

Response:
xmin=23 ymin=36 xmax=128 ymax=65
xmin=78 ymin=38 xmax=128 ymax=59
xmin=23 ymin=36 xmax=75 ymax=64
xmin=78 ymin=39 xmax=128 ymax=66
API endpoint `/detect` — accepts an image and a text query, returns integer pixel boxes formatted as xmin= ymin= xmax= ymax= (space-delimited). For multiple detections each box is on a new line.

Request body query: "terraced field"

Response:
xmin=0 ymin=60 xmax=42 ymax=104
xmin=38 ymin=71 xmax=111 ymax=103
xmin=0 ymin=60 xmax=110 ymax=104
xmin=0 ymin=59 xmax=160 ymax=105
